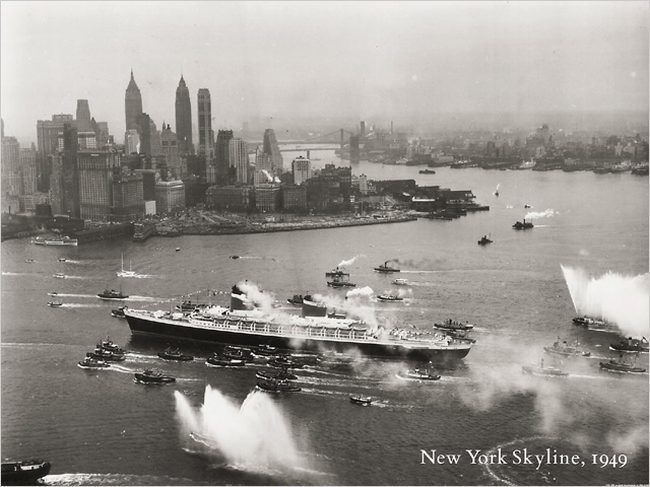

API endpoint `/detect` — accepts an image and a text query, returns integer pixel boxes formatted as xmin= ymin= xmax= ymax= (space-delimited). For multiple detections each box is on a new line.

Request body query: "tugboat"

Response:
xmin=53 ymin=272 xmax=66 ymax=279
xmin=86 ymin=348 xmax=125 ymax=362
xmin=1 ymin=460 xmax=51 ymax=485
xmin=230 ymin=255 xmax=240 ymax=259
xmin=96 ymin=337 xmax=126 ymax=354
xmin=327 ymin=275 xmax=356 ymax=288
xmin=572 ymin=315 xmax=609 ymax=331
xmin=252 ymin=344 xmax=280 ymax=356
xmin=599 ymin=358 xmax=646 ymax=374
xmin=325 ymin=267 xmax=350 ymax=278
xmin=256 ymin=367 xmax=298 ymax=381
xmin=418 ymin=169 xmax=436 ymax=174
xmin=77 ymin=357 xmax=110 ymax=370
xmin=47 ymin=300 xmax=63 ymax=308
xmin=477 ymin=235 xmax=493 ymax=246
xmin=58 ymin=257 xmax=67 ymax=262
xmin=97 ymin=288 xmax=129 ymax=300
xmin=374 ymin=261 xmax=400 ymax=273
xmin=433 ymin=319 xmax=474 ymax=332
xmin=134 ymin=369 xmax=176 ymax=384
xmin=512 ymin=219 xmax=534 ymax=230
xmin=392 ymin=278 xmax=409 ymax=286
xmin=158 ymin=346 xmax=194 ymax=361
xmin=350 ymin=395 xmax=373 ymax=406
xmin=111 ymin=306 xmax=127 ymax=319
xmin=47 ymin=291 xmax=59 ymax=297
xmin=544 ymin=339 xmax=591 ymax=357
xmin=268 ymin=355 xmax=306 ymax=369
xmin=399 ymin=368 xmax=441 ymax=381
xmin=377 ymin=294 xmax=404 ymax=302
xmin=287 ymin=294 xmax=304 ymax=306
xmin=521 ymin=358 xmax=568 ymax=377
xmin=205 ymin=353 xmax=245 ymax=367
xmin=223 ymin=345 xmax=254 ymax=362
xmin=256 ymin=378 xmax=301 ymax=393
xmin=609 ymin=337 xmax=649 ymax=353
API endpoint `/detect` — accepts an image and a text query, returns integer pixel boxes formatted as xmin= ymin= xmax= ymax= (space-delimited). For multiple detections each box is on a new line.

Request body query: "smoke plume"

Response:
xmin=524 ymin=208 xmax=557 ymax=220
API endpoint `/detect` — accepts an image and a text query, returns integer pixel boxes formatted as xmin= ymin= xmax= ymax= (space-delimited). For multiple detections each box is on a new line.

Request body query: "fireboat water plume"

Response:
xmin=337 ymin=254 xmax=365 ymax=268
xmin=525 ymin=208 xmax=557 ymax=220
xmin=561 ymin=265 xmax=649 ymax=337
xmin=174 ymin=386 xmax=306 ymax=474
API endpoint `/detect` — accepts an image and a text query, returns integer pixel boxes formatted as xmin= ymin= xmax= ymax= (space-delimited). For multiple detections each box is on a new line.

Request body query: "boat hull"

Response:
xmin=1 ymin=462 xmax=51 ymax=485
xmin=125 ymin=312 xmax=471 ymax=364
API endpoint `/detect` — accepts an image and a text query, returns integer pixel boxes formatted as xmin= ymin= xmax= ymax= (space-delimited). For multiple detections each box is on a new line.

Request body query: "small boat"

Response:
xmin=524 ymin=204 xmax=531 ymax=208
xmin=223 ymin=345 xmax=254 ymax=362
xmin=512 ymin=219 xmax=534 ymax=230
xmin=252 ymin=344 xmax=280 ymax=356
xmin=392 ymin=278 xmax=409 ymax=286
xmin=77 ymin=357 xmax=110 ymax=370
xmin=327 ymin=311 xmax=347 ymax=319
xmin=256 ymin=367 xmax=298 ymax=381
xmin=24 ymin=258 xmax=36 ymax=263
xmin=377 ymin=294 xmax=404 ymax=302
xmin=47 ymin=301 xmax=63 ymax=308
xmin=47 ymin=291 xmax=58 ymax=296
xmin=572 ymin=316 xmax=609 ymax=331
xmin=175 ymin=300 xmax=198 ymax=313
xmin=53 ymin=272 xmax=66 ymax=279
xmin=158 ymin=347 xmax=194 ymax=361
xmin=117 ymin=254 xmax=137 ymax=278
xmin=1 ymin=460 xmax=51 ymax=485
xmin=97 ymin=288 xmax=129 ymax=300
xmin=477 ymin=235 xmax=493 ymax=246
xmin=599 ymin=359 xmax=646 ymax=374
xmin=111 ymin=306 xmax=127 ymax=319
xmin=175 ymin=247 xmax=181 ymax=252
xmin=350 ymin=395 xmax=373 ymax=406
xmin=287 ymin=294 xmax=304 ymax=306
xmin=434 ymin=319 xmax=474 ymax=331
xmin=86 ymin=348 xmax=126 ymax=362
xmin=544 ymin=339 xmax=591 ymax=357
xmin=494 ymin=185 xmax=500 ymax=197
xmin=374 ymin=261 xmax=400 ymax=273
xmin=522 ymin=359 xmax=568 ymax=377
xmin=58 ymin=257 xmax=67 ymax=262
xmin=325 ymin=267 xmax=350 ymax=278
xmin=205 ymin=354 xmax=245 ymax=367
xmin=256 ymin=378 xmax=301 ymax=393
xmin=609 ymin=337 xmax=649 ymax=353
xmin=268 ymin=356 xmax=306 ymax=369
xmin=97 ymin=337 xmax=126 ymax=354
xmin=134 ymin=369 xmax=176 ymax=384
xmin=405 ymin=368 xmax=441 ymax=380
xmin=230 ymin=255 xmax=240 ymax=259
xmin=418 ymin=169 xmax=436 ymax=174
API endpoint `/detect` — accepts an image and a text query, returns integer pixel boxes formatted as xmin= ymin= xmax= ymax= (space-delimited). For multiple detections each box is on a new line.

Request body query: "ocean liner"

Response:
xmin=124 ymin=284 xmax=472 ymax=363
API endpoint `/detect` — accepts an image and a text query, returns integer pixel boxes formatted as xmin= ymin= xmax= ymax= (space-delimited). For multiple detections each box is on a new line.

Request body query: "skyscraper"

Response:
xmin=125 ymin=70 xmax=143 ymax=133
xmin=36 ymin=114 xmax=74 ymax=192
xmin=77 ymin=149 xmax=121 ymax=221
xmin=292 ymin=156 xmax=312 ymax=185
xmin=175 ymin=76 xmax=193 ymax=155
xmin=161 ymin=123 xmax=180 ymax=178
xmin=76 ymin=99 xmax=92 ymax=131
xmin=197 ymin=89 xmax=213 ymax=161
xmin=262 ymin=129 xmax=283 ymax=176
xmin=1 ymin=135 xmax=20 ymax=213
xmin=62 ymin=123 xmax=80 ymax=218
xmin=215 ymin=130 xmax=233 ymax=184
xmin=229 ymin=138 xmax=248 ymax=185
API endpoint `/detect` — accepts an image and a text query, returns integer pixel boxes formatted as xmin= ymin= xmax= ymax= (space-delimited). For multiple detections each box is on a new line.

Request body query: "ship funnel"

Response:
xmin=301 ymin=295 xmax=327 ymax=317
xmin=230 ymin=284 xmax=252 ymax=311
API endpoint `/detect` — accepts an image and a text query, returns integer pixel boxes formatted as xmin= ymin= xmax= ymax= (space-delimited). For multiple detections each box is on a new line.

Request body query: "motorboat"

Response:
xmin=134 ymin=369 xmax=176 ymax=384
xmin=58 ymin=257 xmax=67 ymax=262
xmin=350 ymin=395 xmax=373 ymax=406
xmin=53 ymin=273 xmax=66 ymax=279
xmin=48 ymin=291 xmax=59 ymax=297
xmin=158 ymin=347 xmax=194 ymax=361
xmin=77 ymin=357 xmax=110 ymax=370
xmin=374 ymin=261 xmax=400 ymax=273
xmin=1 ymin=460 xmax=51 ymax=485
xmin=392 ymin=278 xmax=409 ymax=286
xmin=230 ymin=255 xmax=240 ymax=259
xmin=97 ymin=288 xmax=129 ymax=300
xmin=47 ymin=301 xmax=63 ymax=308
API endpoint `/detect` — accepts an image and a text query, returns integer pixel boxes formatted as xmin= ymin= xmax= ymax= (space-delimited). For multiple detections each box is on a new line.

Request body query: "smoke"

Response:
xmin=561 ymin=265 xmax=649 ymax=337
xmin=314 ymin=287 xmax=380 ymax=329
xmin=237 ymin=281 xmax=276 ymax=314
xmin=606 ymin=426 xmax=649 ymax=456
xmin=337 ymin=254 xmax=365 ymax=269
xmin=524 ymin=208 xmax=557 ymax=220
xmin=174 ymin=386 xmax=305 ymax=473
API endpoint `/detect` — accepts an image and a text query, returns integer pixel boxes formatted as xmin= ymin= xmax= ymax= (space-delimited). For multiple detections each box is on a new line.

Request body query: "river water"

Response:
xmin=1 ymin=146 xmax=648 ymax=485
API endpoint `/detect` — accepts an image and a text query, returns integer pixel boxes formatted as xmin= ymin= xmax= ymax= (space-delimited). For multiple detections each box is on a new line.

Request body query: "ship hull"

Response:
xmin=125 ymin=313 xmax=470 ymax=364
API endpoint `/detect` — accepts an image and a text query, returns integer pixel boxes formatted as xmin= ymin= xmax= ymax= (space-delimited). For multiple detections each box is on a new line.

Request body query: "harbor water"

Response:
xmin=2 ymin=156 xmax=648 ymax=485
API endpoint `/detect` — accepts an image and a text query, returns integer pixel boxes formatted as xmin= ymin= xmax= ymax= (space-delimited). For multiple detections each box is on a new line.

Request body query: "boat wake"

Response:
xmin=43 ymin=473 xmax=195 ymax=485
xmin=48 ymin=293 xmax=96 ymax=299
xmin=106 ymin=364 xmax=135 ymax=374
xmin=125 ymin=296 xmax=161 ymax=302
xmin=2 ymin=271 xmax=39 ymax=277
xmin=60 ymin=303 xmax=105 ymax=309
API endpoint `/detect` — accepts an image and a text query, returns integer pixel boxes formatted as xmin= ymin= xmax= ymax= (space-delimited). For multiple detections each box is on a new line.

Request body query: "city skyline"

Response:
xmin=1 ymin=1 xmax=648 ymax=144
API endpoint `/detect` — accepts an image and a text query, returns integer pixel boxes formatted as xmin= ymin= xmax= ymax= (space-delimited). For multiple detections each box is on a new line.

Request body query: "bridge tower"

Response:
xmin=340 ymin=129 xmax=345 ymax=150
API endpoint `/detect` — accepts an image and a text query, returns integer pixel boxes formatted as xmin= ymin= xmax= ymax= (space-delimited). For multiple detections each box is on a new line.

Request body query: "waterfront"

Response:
xmin=2 ymin=166 xmax=648 ymax=485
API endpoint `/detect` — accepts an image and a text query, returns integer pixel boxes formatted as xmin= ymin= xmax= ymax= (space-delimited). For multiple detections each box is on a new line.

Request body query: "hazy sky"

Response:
xmin=1 ymin=1 xmax=648 ymax=143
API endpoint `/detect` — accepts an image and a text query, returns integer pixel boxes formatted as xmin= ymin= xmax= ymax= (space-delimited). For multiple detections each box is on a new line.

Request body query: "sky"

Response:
xmin=1 ymin=1 xmax=648 ymax=144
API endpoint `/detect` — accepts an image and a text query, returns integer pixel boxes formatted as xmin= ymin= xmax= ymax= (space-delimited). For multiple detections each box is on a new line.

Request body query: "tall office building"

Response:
xmin=262 ymin=129 xmax=283 ymax=176
xmin=125 ymin=129 xmax=140 ymax=155
xmin=62 ymin=123 xmax=80 ymax=218
xmin=77 ymin=150 xmax=121 ymax=221
xmin=229 ymin=138 xmax=248 ymax=185
xmin=215 ymin=130 xmax=233 ymax=184
xmin=197 ymin=89 xmax=213 ymax=161
xmin=292 ymin=156 xmax=312 ymax=185
xmin=137 ymin=113 xmax=161 ymax=158
xmin=36 ymin=114 xmax=74 ymax=191
xmin=19 ymin=146 xmax=38 ymax=196
xmin=76 ymin=99 xmax=92 ymax=131
xmin=161 ymin=123 xmax=180 ymax=177
xmin=175 ymin=76 xmax=193 ymax=155
xmin=1 ymin=135 xmax=21 ymax=213
xmin=125 ymin=70 xmax=143 ymax=133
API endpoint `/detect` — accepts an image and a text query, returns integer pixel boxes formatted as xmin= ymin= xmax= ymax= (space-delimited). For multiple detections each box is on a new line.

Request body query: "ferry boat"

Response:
xmin=374 ymin=261 xmax=400 ymax=273
xmin=123 ymin=284 xmax=473 ymax=363
xmin=32 ymin=236 xmax=78 ymax=246
xmin=544 ymin=339 xmax=591 ymax=357
xmin=1 ymin=460 xmax=51 ymax=485
xmin=512 ymin=219 xmax=534 ymax=230
xmin=97 ymin=288 xmax=129 ymax=300
xmin=609 ymin=337 xmax=649 ymax=353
